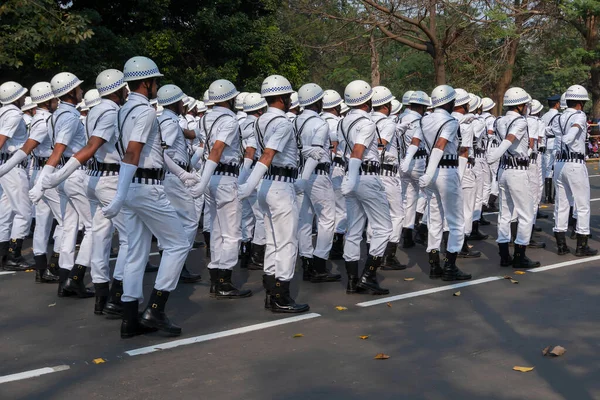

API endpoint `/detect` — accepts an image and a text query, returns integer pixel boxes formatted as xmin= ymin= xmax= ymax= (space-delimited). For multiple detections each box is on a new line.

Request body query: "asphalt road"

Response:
xmin=2 ymin=164 xmax=600 ymax=400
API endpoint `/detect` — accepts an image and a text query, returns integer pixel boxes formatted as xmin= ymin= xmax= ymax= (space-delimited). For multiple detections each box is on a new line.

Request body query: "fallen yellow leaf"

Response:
xmin=25 ymin=269 xmax=34 ymax=273
xmin=48 ymin=303 xmax=56 ymax=307
xmin=404 ymin=278 xmax=415 ymax=281
xmin=540 ymin=205 xmax=549 ymax=209
xmin=293 ymin=333 xmax=304 ymax=338
xmin=386 ymin=302 xmax=392 ymax=307
xmin=374 ymin=353 xmax=390 ymax=360
xmin=359 ymin=335 xmax=369 ymax=340
xmin=454 ymin=291 xmax=461 ymax=297
xmin=513 ymin=366 xmax=534 ymax=372
xmin=93 ymin=358 xmax=105 ymax=364
xmin=335 ymin=306 xmax=347 ymax=311
xmin=510 ymin=279 xmax=519 ymax=284
xmin=515 ymin=271 xmax=526 ymax=275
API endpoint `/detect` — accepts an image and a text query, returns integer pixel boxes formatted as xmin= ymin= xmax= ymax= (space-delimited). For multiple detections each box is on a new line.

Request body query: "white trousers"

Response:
xmin=527 ymin=157 xmax=542 ymax=224
xmin=542 ymin=151 xmax=555 ymax=179
xmin=381 ymin=174 xmax=403 ymax=242
xmin=58 ymin=170 xmax=94 ymax=270
xmin=401 ymin=169 xmax=423 ymax=229
xmin=205 ymin=176 xmax=241 ymax=270
xmin=121 ymin=183 xmax=189 ymax=302
xmin=462 ymin=166 xmax=477 ymax=235
xmin=164 ymin=175 xmax=198 ymax=247
xmin=0 ymin=167 xmax=32 ymax=240
xmin=497 ymin=169 xmax=533 ymax=245
xmin=344 ymin=175 xmax=392 ymax=261
xmin=31 ymin=169 xmax=62 ymax=256
xmin=298 ymin=174 xmax=336 ymax=259
xmin=87 ymin=174 xmax=127 ymax=284
xmin=258 ymin=179 xmax=298 ymax=281
xmin=480 ymin=156 xmax=493 ymax=207
xmin=331 ymin=166 xmax=347 ymax=234
xmin=473 ymin=157 xmax=486 ymax=220
xmin=554 ymin=162 xmax=590 ymax=234
xmin=426 ymin=168 xmax=464 ymax=253
xmin=242 ymin=186 xmax=266 ymax=245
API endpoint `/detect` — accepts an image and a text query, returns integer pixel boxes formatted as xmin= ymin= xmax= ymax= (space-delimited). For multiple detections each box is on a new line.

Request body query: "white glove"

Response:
xmin=0 ymin=150 xmax=28 ymax=178
xmin=419 ymin=147 xmax=444 ymax=188
xmin=238 ymin=158 xmax=254 ymax=184
xmin=238 ymin=162 xmax=268 ymax=200
xmin=294 ymin=178 xmax=307 ymax=195
xmin=187 ymin=181 xmax=207 ymax=199
xmin=41 ymin=157 xmax=81 ymax=190
xmin=341 ymin=158 xmax=361 ymax=196
xmin=101 ymin=162 xmax=137 ymax=219
xmin=401 ymin=144 xmax=419 ymax=174
xmin=458 ymin=156 xmax=467 ymax=182
xmin=418 ymin=174 xmax=432 ymax=188
xmin=190 ymin=146 xmax=205 ymax=168
xmin=29 ymin=184 xmax=45 ymax=204
xmin=301 ymin=157 xmax=319 ymax=180
xmin=487 ymin=139 xmax=512 ymax=165
xmin=164 ymin=153 xmax=198 ymax=184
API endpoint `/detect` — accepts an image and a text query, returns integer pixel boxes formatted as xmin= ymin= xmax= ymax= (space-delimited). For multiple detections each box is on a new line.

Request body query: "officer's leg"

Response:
xmin=332 ymin=167 xmax=346 ymax=233
xmin=65 ymin=173 xmax=94 ymax=269
xmin=297 ymin=191 xmax=315 ymax=259
xmin=311 ymin=176 xmax=336 ymax=259
xmin=258 ymin=182 xmax=276 ymax=278
xmin=553 ymin=163 xmax=569 ymax=233
xmin=380 ymin=175 xmax=405 ymax=269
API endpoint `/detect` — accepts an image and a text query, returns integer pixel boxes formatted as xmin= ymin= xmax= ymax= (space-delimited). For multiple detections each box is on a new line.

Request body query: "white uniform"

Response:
xmin=322 ymin=112 xmax=346 ymax=234
xmin=472 ymin=114 xmax=488 ymax=221
xmin=118 ymin=92 xmax=189 ymax=302
xmin=526 ymin=115 xmax=543 ymax=224
xmin=481 ymin=112 xmax=498 ymax=202
xmin=541 ymin=108 xmax=559 ymax=180
xmin=452 ymin=111 xmax=477 ymax=236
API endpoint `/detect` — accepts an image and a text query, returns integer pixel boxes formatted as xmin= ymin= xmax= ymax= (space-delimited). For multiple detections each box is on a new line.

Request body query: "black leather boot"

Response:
xmin=402 ymin=228 xmax=415 ymax=248
xmin=459 ymin=236 xmax=481 ymax=258
xmin=57 ymin=268 xmax=75 ymax=297
xmin=140 ymin=289 xmax=182 ymax=336
xmin=63 ymin=265 xmax=95 ymax=298
xmin=48 ymin=252 xmax=60 ymax=275
xmin=357 ymin=256 xmax=389 ymax=295
xmin=104 ymin=279 xmax=123 ymax=318
xmin=329 ymin=233 xmax=345 ymax=260
xmin=545 ymin=178 xmax=554 ymax=203
xmin=270 ymin=279 xmax=310 ymax=313
xmin=216 ymin=269 xmax=252 ymax=299
xmin=441 ymin=231 xmax=449 ymax=254
xmin=528 ymin=232 xmax=546 ymax=248
xmin=345 ymin=261 xmax=362 ymax=294
xmin=442 ymin=252 xmax=472 ymax=281
xmin=479 ymin=214 xmax=491 ymax=226
xmin=121 ymin=300 xmax=156 ymax=339
xmin=498 ymin=242 xmax=512 ymax=267
xmin=209 ymin=268 xmax=218 ymax=297
xmin=94 ymin=282 xmax=110 ymax=315
xmin=568 ymin=207 xmax=577 ymax=239
xmin=554 ymin=232 xmax=570 ymax=255
xmin=240 ymin=241 xmax=252 ymax=269
xmin=34 ymin=254 xmax=59 ymax=283
xmin=263 ymin=274 xmax=276 ymax=310
xmin=310 ymin=256 xmax=341 ymax=282
xmin=468 ymin=221 xmax=489 ymax=241
xmin=0 ymin=241 xmax=9 ymax=270
xmin=203 ymin=231 xmax=211 ymax=259
xmin=575 ymin=234 xmax=598 ymax=257
xmin=381 ymin=242 xmax=407 ymax=270
xmin=415 ymin=223 xmax=428 ymax=246
xmin=428 ymin=250 xmax=442 ymax=279
xmin=179 ymin=264 xmax=202 ymax=283
xmin=4 ymin=238 xmax=32 ymax=271
xmin=512 ymin=244 xmax=540 ymax=269
xmin=301 ymin=257 xmax=313 ymax=281
xmin=487 ymin=194 xmax=499 ymax=212
xmin=248 ymin=243 xmax=265 ymax=270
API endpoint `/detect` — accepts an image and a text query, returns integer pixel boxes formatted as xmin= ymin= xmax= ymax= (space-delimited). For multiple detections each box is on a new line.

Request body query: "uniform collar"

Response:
xmin=128 ymin=92 xmax=149 ymax=104
xmin=267 ymin=107 xmax=286 ymax=116
xmin=372 ymin=111 xmax=389 ymax=118
xmin=506 ymin=110 xmax=522 ymax=117
xmin=245 ymin=114 xmax=258 ymax=122
xmin=213 ymin=105 xmax=236 ymax=116
xmin=100 ymin=98 xmax=119 ymax=109
xmin=59 ymin=101 xmax=80 ymax=116
xmin=321 ymin=111 xmax=339 ymax=119
xmin=301 ymin=109 xmax=319 ymax=117
xmin=2 ymin=104 xmax=21 ymax=113
xmin=349 ymin=108 xmax=370 ymax=117
xmin=164 ymin=109 xmax=179 ymax=119
xmin=433 ymin=108 xmax=450 ymax=116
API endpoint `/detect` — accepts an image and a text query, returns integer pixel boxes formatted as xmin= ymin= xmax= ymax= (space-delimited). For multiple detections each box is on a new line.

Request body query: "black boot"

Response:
xmin=345 ymin=261 xmax=362 ymax=294
xmin=34 ymin=254 xmax=59 ymax=283
xmin=239 ymin=241 xmax=252 ymax=269
xmin=63 ymin=265 xmax=95 ymax=298
xmin=415 ymin=224 xmax=428 ymax=246
xmin=329 ymin=233 xmax=345 ymax=260
xmin=479 ymin=214 xmax=491 ymax=226
xmin=468 ymin=221 xmax=489 ymax=241
xmin=442 ymin=252 xmax=472 ymax=281
xmin=357 ymin=256 xmax=389 ymax=295
xmin=179 ymin=264 xmax=202 ymax=283
xmin=310 ymin=256 xmax=341 ymax=282
xmin=48 ymin=252 xmax=60 ymax=275
xmin=144 ymin=261 xmax=159 ymax=273
xmin=528 ymin=232 xmax=546 ymax=248
xmin=301 ymin=257 xmax=313 ymax=281
xmin=203 ymin=231 xmax=211 ymax=259
xmin=121 ymin=300 xmax=157 ymax=339
xmin=512 ymin=244 xmax=540 ymax=269
xmin=0 ymin=241 xmax=7 ymax=270
xmin=554 ymin=232 xmax=570 ymax=255
xmin=216 ymin=269 xmax=252 ymax=299
xmin=402 ymin=228 xmax=415 ymax=248
xmin=498 ymin=242 xmax=512 ymax=267
xmin=441 ymin=231 xmax=449 ymax=254
xmin=57 ymin=268 xmax=75 ymax=297
xmin=544 ymin=178 xmax=551 ymax=203
xmin=381 ymin=242 xmax=407 ymax=270
xmin=487 ymin=194 xmax=499 ymax=212
xmin=459 ymin=236 xmax=481 ymax=258
xmin=510 ymin=221 xmax=518 ymax=244
xmin=248 ymin=243 xmax=265 ymax=270
xmin=568 ymin=208 xmax=577 ymax=240
xmin=209 ymin=268 xmax=218 ymax=297
xmin=545 ymin=178 xmax=554 ymax=203
xmin=575 ymin=234 xmax=598 ymax=257
xmin=4 ymin=238 xmax=32 ymax=271
xmin=262 ymin=274 xmax=276 ymax=310
xmin=94 ymin=282 xmax=110 ymax=315
xmin=533 ymin=225 xmax=542 ymax=232
xmin=428 ymin=250 xmax=442 ymax=279
xmin=104 ymin=279 xmax=123 ymax=318
xmin=140 ymin=289 xmax=182 ymax=336
xmin=270 ymin=279 xmax=310 ymax=313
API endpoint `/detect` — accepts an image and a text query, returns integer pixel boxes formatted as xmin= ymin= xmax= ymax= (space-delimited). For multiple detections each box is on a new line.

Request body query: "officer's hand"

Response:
xmin=238 ymin=183 xmax=253 ymax=201
xmin=400 ymin=159 xmax=411 ymax=174
xmin=419 ymin=174 xmax=432 ymax=188
xmin=341 ymin=176 xmax=357 ymax=195
xmin=0 ymin=164 xmax=9 ymax=179
xmin=179 ymin=171 xmax=200 ymax=186
xmin=187 ymin=182 xmax=206 ymax=199
xmin=102 ymin=198 xmax=124 ymax=219
xmin=28 ymin=185 xmax=45 ymax=204
xmin=294 ymin=179 xmax=307 ymax=195
xmin=486 ymin=153 xmax=496 ymax=165
xmin=41 ymin=173 xmax=60 ymax=190
xmin=538 ymin=146 xmax=546 ymax=154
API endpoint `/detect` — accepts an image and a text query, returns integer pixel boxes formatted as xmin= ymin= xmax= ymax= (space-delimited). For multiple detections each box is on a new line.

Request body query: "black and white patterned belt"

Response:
xmin=380 ymin=163 xmax=398 ymax=177
xmin=214 ymin=162 xmax=239 ymax=177
xmin=414 ymin=149 xmax=428 ymax=159
xmin=438 ymin=155 xmax=458 ymax=169
xmin=32 ymin=156 xmax=49 ymax=170
xmin=312 ymin=162 xmax=331 ymax=176
xmin=332 ymin=156 xmax=346 ymax=169
xmin=265 ymin=165 xmax=298 ymax=183
xmin=131 ymin=168 xmax=165 ymax=185
xmin=87 ymin=161 xmax=120 ymax=177
xmin=555 ymin=151 xmax=585 ymax=163
xmin=356 ymin=161 xmax=380 ymax=175
xmin=500 ymin=156 xmax=529 ymax=170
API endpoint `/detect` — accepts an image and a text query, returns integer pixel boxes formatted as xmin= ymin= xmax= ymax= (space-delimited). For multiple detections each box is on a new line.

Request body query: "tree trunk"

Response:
xmin=433 ymin=47 xmax=446 ymax=85
xmin=370 ymin=31 xmax=380 ymax=86
xmin=590 ymin=62 xmax=600 ymax=119
xmin=492 ymin=34 xmax=520 ymax=115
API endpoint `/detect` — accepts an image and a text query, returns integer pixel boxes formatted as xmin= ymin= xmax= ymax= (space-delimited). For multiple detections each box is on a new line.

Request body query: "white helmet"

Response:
xmin=298 ymin=83 xmax=324 ymax=107
xmin=243 ymin=92 xmax=267 ymax=112
xmin=371 ymin=86 xmax=395 ymax=107
xmin=30 ymin=82 xmax=55 ymax=104
xmin=409 ymin=91 xmax=432 ymax=107
xmin=150 ymin=98 xmax=158 ymax=106
xmin=185 ymin=96 xmax=196 ymax=110
xmin=51 ymin=72 xmax=83 ymax=98
xmin=344 ymin=80 xmax=373 ymax=107
xmin=322 ymin=89 xmax=343 ymax=109
xmin=0 ymin=81 xmax=28 ymax=105
xmin=261 ymin=75 xmax=294 ymax=98
xmin=123 ymin=56 xmax=163 ymax=82
xmin=468 ymin=94 xmax=481 ymax=112
xmin=21 ymin=97 xmax=37 ymax=112
xmin=560 ymin=92 xmax=567 ymax=109
xmin=565 ymin=84 xmax=590 ymax=102
xmin=77 ymin=101 xmax=89 ymax=112
xmin=402 ymin=90 xmax=415 ymax=106
xmin=481 ymin=97 xmax=496 ymax=112
xmin=209 ymin=79 xmax=239 ymax=103
xmin=84 ymin=89 xmax=101 ymax=108
xmin=96 ymin=69 xmax=127 ymax=97
xmin=503 ymin=87 xmax=530 ymax=107
xmin=188 ymin=99 xmax=197 ymax=111
xmin=454 ymin=89 xmax=470 ymax=107
xmin=196 ymin=101 xmax=208 ymax=113
xmin=391 ymin=99 xmax=403 ymax=115
xmin=430 ymin=85 xmax=456 ymax=108
xmin=202 ymin=90 xmax=214 ymax=106
xmin=235 ymin=92 xmax=249 ymax=110
xmin=340 ymin=102 xmax=349 ymax=114
xmin=157 ymin=84 xmax=185 ymax=106
xmin=530 ymin=99 xmax=543 ymax=115
xmin=289 ymin=92 xmax=299 ymax=109
xmin=156 ymin=104 xmax=164 ymax=115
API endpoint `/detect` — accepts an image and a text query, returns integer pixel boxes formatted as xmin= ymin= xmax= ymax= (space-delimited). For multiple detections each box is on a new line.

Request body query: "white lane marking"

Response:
xmin=126 ymin=313 xmax=322 ymax=356
xmin=592 ymin=198 xmax=600 ymax=202
xmin=109 ymin=251 xmax=159 ymax=262
xmin=0 ymin=365 xmax=70 ymax=385
xmin=0 ymin=271 xmax=16 ymax=276
xmin=589 ymin=174 xmax=600 ymax=178
xmin=357 ymin=255 xmax=600 ymax=308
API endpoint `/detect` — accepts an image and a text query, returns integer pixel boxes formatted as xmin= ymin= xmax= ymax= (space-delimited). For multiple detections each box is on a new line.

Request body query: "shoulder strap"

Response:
xmin=86 ymin=109 xmax=112 ymax=140
xmin=203 ymin=113 xmax=231 ymax=157
xmin=420 ymin=118 xmax=452 ymax=154
xmin=49 ymin=111 xmax=69 ymax=149
xmin=254 ymin=115 xmax=286 ymax=153
xmin=338 ymin=116 xmax=369 ymax=161
xmin=116 ymin=103 xmax=146 ymax=158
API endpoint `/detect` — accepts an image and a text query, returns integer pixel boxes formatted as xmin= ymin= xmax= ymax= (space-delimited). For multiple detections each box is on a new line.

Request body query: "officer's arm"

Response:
xmin=0 ymin=135 xmax=7 ymax=151
xmin=73 ymin=137 xmax=106 ymax=164
xmin=20 ymin=139 xmax=40 ymax=155
xmin=350 ymin=144 xmax=366 ymax=160
xmin=410 ymin=137 xmax=421 ymax=146
xmin=434 ymin=137 xmax=448 ymax=151
xmin=257 ymin=148 xmax=277 ymax=167
xmin=331 ymin=141 xmax=338 ymax=154
xmin=46 ymin=144 xmax=67 ymax=167
xmin=244 ymin=146 xmax=256 ymax=160
xmin=122 ymin=141 xmax=144 ymax=166
xmin=182 ymin=128 xmax=196 ymax=140
xmin=207 ymin=140 xmax=226 ymax=163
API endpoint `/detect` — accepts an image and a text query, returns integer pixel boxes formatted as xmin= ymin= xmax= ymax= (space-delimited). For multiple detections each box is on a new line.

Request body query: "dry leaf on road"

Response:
xmin=386 ymin=302 xmax=392 ymax=308
xmin=404 ymin=278 xmax=415 ymax=281
xmin=293 ymin=334 xmax=304 ymax=338
xmin=543 ymin=345 xmax=566 ymax=357
xmin=93 ymin=358 xmax=105 ymax=364
xmin=510 ymin=279 xmax=519 ymax=284
xmin=359 ymin=335 xmax=369 ymax=340
xmin=504 ymin=275 xmax=512 ymax=279
xmin=335 ymin=306 xmax=347 ymax=311
xmin=374 ymin=353 xmax=390 ymax=360
xmin=454 ymin=291 xmax=461 ymax=297
xmin=515 ymin=271 xmax=526 ymax=275
xmin=513 ymin=366 xmax=535 ymax=372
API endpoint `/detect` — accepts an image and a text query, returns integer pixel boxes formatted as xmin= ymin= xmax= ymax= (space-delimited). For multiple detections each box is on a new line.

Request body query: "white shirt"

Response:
xmin=240 ymin=114 xmax=259 ymax=158
xmin=526 ymin=115 xmax=542 ymax=151
xmin=22 ymin=113 xmax=33 ymax=130
xmin=201 ymin=106 xmax=241 ymax=165
xmin=236 ymin=111 xmax=247 ymax=124
xmin=556 ymin=108 xmax=587 ymax=154
xmin=322 ymin=112 xmax=342 ymax=159
xmin=542 ymin=108 xmax=559 ymax=150
xmin=372 ymin=111 xmax=399 ymax=165
xmin=419 ymin=108 xmax=460 ymax=157
xmin=396 ymin=109 xmax=423 ymax=159
xmin=496 ymin=111 xmax=529 ymax=158
xmin=337 ymin=109 xmax=379 ymax=163
xmin=0 ymin=104 xmax=28 ymax=154
xmin=294 ymin=109 xmax=331 ymax=163
xmin=159 ymin=109 xmax=190 ymax=165
xmin=256 ymin=107 xmax=298 ymax=168
xmin=29 ymin=108 xmax=53 ymax=158
xmin=452 ymin=111 xmax=475 ymax=157
xmin=52 ymin=102 xmax=87 ymax=157
xmin=87 ymin=98 xmax=121 ymax=164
